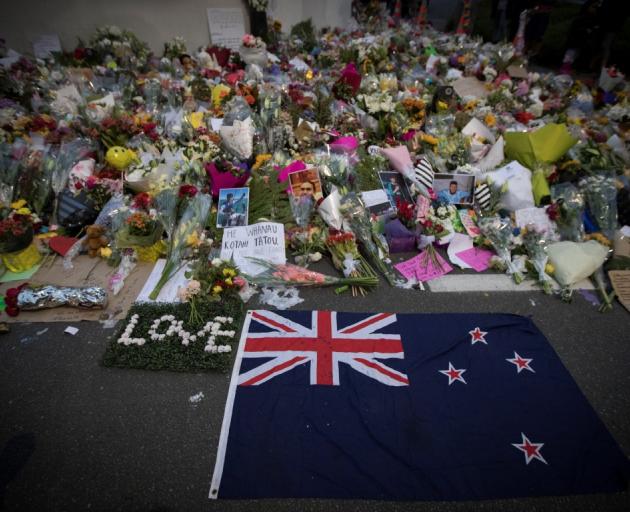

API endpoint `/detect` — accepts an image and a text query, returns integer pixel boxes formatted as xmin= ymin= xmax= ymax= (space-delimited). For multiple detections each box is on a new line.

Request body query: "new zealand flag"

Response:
xmin=210 ymin=310 xmax=629 ymax=500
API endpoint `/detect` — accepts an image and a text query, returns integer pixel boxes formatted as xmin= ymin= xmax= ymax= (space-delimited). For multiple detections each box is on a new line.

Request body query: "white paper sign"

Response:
xmin=32 ymin=34 xmax=62 ymax=59
xmin=207 ymin=8 xmax=245 ymax=51
xmin=220 ymin=222 xmax=285 ymax=275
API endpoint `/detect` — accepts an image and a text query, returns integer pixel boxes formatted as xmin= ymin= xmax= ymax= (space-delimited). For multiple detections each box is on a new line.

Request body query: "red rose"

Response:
xmin=5 ymin=288 xmax=20 ymax=299
xmin=436 ymin=225 xmax=444 ymax=233
xmin=178 ymin=184 xmax=198 ymax=198
xmin=5 ymin=306 xmax=19 ymax=317
xmin=424 ymin=220 xmax=433 ymax=228
xmin=132 ymin=192 xmax=151 ymax=209
xmin=74 ymin=47 xmax=86 ymax=60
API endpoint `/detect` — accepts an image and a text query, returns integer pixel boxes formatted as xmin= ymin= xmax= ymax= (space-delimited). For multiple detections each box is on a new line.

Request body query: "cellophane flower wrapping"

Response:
xmin=477 ymin=214 xmax=524 ymax=284
xmin=149 ymin=193 xmax=212 ymax=300
xmin=579 ymin=174 xmax=618 ymax=240
xmin=522 ymin=225 xmax=554 ymax=294
xmin=550 ymin=183 xmax=585 ymax=242
xmin=243 ymin=257 xmax=377 ymax=290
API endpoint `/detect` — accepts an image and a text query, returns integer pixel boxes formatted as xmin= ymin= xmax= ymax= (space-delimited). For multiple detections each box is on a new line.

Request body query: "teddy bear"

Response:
xmin=83 ymin=225 xmax=109 ymax=258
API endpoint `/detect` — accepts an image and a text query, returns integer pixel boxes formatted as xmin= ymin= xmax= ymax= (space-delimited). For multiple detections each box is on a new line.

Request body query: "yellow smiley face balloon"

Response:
xmin=105 ymin=146 xmax=137 ymax=170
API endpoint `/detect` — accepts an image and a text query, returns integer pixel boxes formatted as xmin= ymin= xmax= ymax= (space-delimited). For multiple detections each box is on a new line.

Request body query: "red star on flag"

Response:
xmin=439 ymin=362 xmax=467 ymax=385
xmin=512 ymin=433 xmax=548 ymax=465
xmin=506 ymin=352 xmax=535 ymax=373
xmin=469 ymin=327 xmax=487 ymax=345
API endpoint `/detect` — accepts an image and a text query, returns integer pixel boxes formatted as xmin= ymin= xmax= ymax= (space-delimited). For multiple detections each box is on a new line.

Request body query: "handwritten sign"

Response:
xmin=220 ymin=222 xmax=285 ymax=275
xmin=455 ymin=247 xmax=494 ymax=272
xmin=207 ymin=8 xmax=245 ymax=51
xmin=32 ymin=34 xmax=62 ymax=59
xmin=394 ymin=251 xmax=452 ymax=282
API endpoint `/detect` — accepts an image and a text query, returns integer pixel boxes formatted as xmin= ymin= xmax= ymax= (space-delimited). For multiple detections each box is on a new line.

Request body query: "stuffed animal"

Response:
xmin=83 ymin=225 xmax=109 ymax=258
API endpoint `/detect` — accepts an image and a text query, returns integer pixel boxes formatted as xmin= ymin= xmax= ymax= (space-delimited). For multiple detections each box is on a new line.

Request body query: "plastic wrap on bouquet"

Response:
xmin=17 ymin=285 xmax=107 ymax=310
xmin=220 ymin=117 xmax=255 ymax=160
xmin=238 ymin=46 xmax=268 ymax=67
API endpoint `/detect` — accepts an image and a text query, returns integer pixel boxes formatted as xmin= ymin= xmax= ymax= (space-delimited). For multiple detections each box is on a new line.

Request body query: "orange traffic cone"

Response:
xmin=456 ymin=0 xmax=472 ymax=35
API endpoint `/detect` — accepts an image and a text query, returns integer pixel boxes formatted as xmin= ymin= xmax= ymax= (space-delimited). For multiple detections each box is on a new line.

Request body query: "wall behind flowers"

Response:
xmin=0 ymin=0 xmax=250 ymax=55
xmin=0 ymin=0 xmax=352 ymax=56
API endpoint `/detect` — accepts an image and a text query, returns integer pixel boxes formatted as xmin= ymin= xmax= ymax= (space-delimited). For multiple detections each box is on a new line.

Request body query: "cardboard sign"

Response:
xmin=609 ymin=270 xmax=630 ymax=313
xmin=220 ymin=222 xmax=285 ymax=275
xmin=458 ymin=209 xmax=481 ymax=237
xmin=207 ymin=8 xmax=246 ymax=51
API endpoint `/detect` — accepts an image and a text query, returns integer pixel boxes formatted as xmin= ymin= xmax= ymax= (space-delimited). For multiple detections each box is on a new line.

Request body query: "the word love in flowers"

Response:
xmin=117 ymin=314 xmax=236 ymax=353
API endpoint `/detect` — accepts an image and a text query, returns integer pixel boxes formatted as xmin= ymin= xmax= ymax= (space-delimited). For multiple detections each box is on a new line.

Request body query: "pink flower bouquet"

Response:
xmin=245 ymin=258 xmax=378 ymax=289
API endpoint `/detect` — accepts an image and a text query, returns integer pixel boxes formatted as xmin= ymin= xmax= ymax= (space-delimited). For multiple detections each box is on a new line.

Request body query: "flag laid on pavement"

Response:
xmin=210 ymin=310 xmax=629 ymax=500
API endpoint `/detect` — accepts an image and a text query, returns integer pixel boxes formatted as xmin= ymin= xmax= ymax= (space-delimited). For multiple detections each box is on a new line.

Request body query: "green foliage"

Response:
xmin=314 ymin=88 xmax=333 ymax=128
xmin=103 ymin=297 xmax=244 ymax=372
xmin=291 ymin=19 xmax=317 ymax=52
xmin=355 ymin=152 xmax=388 ymax=191
xmin=248 ymin=168 xmax=293 ymax=225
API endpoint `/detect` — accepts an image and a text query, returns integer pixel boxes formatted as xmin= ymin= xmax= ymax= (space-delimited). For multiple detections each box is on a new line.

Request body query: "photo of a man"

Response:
xmin=438 ymin=181 xmax=470 ymax=205
xmin=217 ymin=188 xmax=249 ymax=228
xmin=433 ymin=174 xmax=475 ymax=206
xmin=288 ymin=169 xmax=324 ymax=203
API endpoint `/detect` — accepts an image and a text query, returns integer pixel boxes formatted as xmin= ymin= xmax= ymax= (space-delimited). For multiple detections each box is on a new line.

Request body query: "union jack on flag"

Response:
xmin=238 ymin=310 xmax=409 ymax=386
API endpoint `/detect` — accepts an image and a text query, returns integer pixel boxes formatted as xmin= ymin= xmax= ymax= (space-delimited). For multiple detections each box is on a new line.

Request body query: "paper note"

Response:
xmin=394 ymin=255 xmax=422 ymax=280
xmin=515 ymin=207 xmax=556 ymax=234
xmin=32 ymin=34 xmax=61 ymax=59
xmin=447 ymin=233 xmax=474 ymax=269
xmin=455 ymin=247 xmax=495 ymax=272
xmin=207 ymin=8 xmax=246 ymax=51
xmin=458 ymin=209 xmax=481 ymax=237
xmin=220 ymin=222 xmax=285 ymax=275
xmin=415 ymin=251 xmax=452 ymax=281
xmin=609 ymin=270 xmax=630 ymax=313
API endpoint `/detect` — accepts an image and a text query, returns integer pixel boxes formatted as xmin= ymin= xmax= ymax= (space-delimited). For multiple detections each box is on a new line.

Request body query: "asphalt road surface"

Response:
xmin=1 ymin=285 xmax=629 ymax=512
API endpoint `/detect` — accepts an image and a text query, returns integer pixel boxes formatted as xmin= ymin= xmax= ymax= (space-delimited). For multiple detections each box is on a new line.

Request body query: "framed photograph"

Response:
xmin=379 ymin=171 xmax=412 ymax=208
xmin=217 ymin=187 xmax=249 ymax=228
xmin=288 ymin=168 xmax=324 ymax=204
xmin=361 ymin=189 xmax=394 ymax=216
xmin=433 ymin=173 xmax=475 ymax=206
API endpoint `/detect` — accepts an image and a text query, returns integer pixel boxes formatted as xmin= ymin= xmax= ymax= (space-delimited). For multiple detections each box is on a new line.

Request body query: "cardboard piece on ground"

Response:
xmin=452 ymin=77 xmax=489 ymax=99
xmin=507 ymin=64 xmax=529 ymax=79
xmin=614 ymin=227 xmax=630 ymax=259
xmin=0 ymin=256 xmax=154 ymax=323
xmin=608 ymin=270 xmax=630 ymax=313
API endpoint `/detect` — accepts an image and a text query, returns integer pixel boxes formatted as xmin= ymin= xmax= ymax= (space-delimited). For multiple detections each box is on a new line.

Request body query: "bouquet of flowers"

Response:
xmin=548 ymin=183 xmax=584 ymax=242
xmin=244 ymin=257 xmax=378 ymax=290
xmin=239 ymin=34 xmax=267 ymax=67
xmin=164 ymin=36 xmax=187 ymax=60
xmin=149 ymin=192 xmax=212 ymax=300
xmin=89 ymin=25 xmax=150 ymax=69
xmin=326 ymin=230 xmax=378 ymax=296
xmin=0 ymin=201 xmax=35 ymax=253
xmin=340 ymin=193 xmax=398 ymax=285
xmin=522 ymin=226 xmax=554 ymax=294
xmin=477 ymin=214 xmax=524 ymax=284
xmin=579 ymin=175 xmax=618 ymax=240
xmin=287 ymin=225 xmax=325 ymax=267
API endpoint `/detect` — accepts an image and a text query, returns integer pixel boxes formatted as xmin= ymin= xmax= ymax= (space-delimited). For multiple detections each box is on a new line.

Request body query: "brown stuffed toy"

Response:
xmin=83 ymin=225 xmax=109 ymax=257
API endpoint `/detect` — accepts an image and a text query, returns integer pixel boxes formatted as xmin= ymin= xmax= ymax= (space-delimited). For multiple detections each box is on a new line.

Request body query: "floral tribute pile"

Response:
xmin=1 ymin=1 xmax=630 ymax=364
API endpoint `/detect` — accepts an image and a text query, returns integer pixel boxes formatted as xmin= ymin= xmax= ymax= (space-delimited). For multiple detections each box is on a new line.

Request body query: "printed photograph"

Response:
xmin=379 ymin=171 xmax=412 ymax=207
xmin=288 ymin=168 xmax=324 ymax=204
xmin=433 ymin=174 xmax=475 ymax=206
xmin=217 ymin=187 xmax=249 ymax=228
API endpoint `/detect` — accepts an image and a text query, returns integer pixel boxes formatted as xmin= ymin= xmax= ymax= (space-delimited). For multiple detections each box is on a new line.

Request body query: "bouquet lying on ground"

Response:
xmin=244 ymin=257 xmax=378 ymax=291
xmin=326 ymin=230 xmax=378 ymax=296
xmin=478 ymin=214 xmax=524 ymax=284
xmin=522 ymin=225 xmax=554 ymax=294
